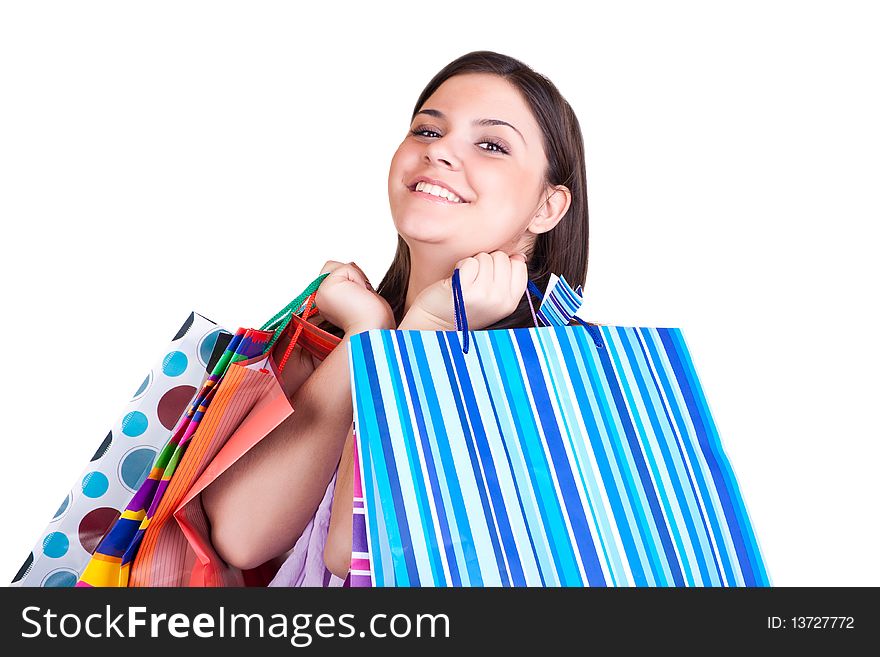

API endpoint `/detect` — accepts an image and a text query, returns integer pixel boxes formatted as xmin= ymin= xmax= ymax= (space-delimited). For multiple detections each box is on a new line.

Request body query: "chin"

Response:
xmin=392 ymin=209 xmax=455 ymax=244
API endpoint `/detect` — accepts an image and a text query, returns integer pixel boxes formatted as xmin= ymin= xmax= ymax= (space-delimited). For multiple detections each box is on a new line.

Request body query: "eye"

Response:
xmin=477 ymin=139 xmax=510 ymax=155
xmin=409 ymin=127 xmax=511 ymax=155
xmin=410 ymin=128 xmax=440 ymax=139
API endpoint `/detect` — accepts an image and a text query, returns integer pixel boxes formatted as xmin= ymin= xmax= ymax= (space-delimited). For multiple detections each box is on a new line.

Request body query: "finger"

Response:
xmin=333 ymin=263 xmax=367 ymax=286
xmin=347 ymin=262 xmax=373 ymax=289
xmin=320 ymin=260 xmax=345 ymax=275
xmin=491 ymin=250 xmax=511 ymax=287
xmin=474 ymin=252 xmax=493 ymax=287
xmin=509 ymin=253 xmax=529 ymax=303
xmin=453 ymin=254 xmax=473 ymax=271
xmin=454 ymin=256 xmax=479 ymax=285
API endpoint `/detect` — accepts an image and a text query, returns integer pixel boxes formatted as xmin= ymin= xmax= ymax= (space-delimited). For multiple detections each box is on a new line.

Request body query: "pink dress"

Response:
xmin=268 ymin=471 xmax=350 ymax=587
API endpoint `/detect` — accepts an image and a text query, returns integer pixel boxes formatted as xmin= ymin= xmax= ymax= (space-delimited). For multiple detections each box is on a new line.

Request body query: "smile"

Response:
xmin=409 ymin=182 xmax=468 ymax=205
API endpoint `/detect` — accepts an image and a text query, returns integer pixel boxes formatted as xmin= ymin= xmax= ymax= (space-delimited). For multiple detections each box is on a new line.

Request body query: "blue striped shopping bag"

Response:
xmin=347 ymin=271 xmax=770 ymax=587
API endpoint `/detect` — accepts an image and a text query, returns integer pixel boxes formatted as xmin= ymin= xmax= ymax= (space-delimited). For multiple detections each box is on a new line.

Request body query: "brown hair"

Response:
xmin=318 ymin=50 xmax=591 ymax=338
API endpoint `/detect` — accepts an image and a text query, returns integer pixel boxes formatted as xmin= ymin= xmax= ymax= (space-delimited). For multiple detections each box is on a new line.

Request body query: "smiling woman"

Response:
xmin=383 ymin=63 xmax=589 ymax=326
xmin=201 ymin=50 xmax=591 ymax=586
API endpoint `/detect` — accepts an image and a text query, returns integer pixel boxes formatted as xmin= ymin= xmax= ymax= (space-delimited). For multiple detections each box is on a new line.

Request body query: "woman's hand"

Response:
xmin=315 ymin=260 xmax=396 ymax=334
xmin=409 ymin=250 xmax=528 ymax=331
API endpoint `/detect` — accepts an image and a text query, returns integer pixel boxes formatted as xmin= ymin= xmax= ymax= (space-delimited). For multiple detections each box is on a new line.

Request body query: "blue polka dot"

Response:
xmin=133 ymin=372 xmax=152 ymax=398
xmin=53 ymin=494 xmax=71 ymax=519
xmin=42 ymin=532 xmax=69 ymax=558
xmin=121 ymin=411 xmax=148 ymax=437
xmin=199 ymin=329 xmax=224 ymax=367
xmin=82 ymin=471 xmax=109 ymax=498
xmin=43 ymin=569 xmax=78 ymax=587
xmin=162 ymin=351 xmax=188 ymax=377
xmin=120 ymin=447 xmax=157 ymax=490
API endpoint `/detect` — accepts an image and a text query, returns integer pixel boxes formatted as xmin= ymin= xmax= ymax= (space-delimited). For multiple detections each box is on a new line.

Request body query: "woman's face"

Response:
xmin=388 ymin=72 xmax=550 ymax=262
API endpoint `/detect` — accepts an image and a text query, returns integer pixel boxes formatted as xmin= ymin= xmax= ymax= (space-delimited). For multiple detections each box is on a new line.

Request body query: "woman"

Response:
xmin=202 ymin=50 xmax=590 ymax=584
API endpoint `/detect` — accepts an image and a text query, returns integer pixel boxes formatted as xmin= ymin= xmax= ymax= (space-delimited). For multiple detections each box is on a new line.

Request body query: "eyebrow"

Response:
xmin=414 ymin=108 xmax=526 ymax=146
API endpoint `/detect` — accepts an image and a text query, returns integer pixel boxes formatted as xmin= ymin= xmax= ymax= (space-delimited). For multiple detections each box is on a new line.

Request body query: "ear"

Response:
xmin=527 ymin=183 xmax=572 ymax=235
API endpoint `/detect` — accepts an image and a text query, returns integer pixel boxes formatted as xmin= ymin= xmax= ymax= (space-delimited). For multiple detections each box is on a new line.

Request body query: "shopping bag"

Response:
xmin=76 ymin=326 xmax=270 ymax=586
xmin=174 ymin=310 xmax=342 ymax=586
xmin=77 ymin=274 xmax=332 ymax=587
xmin=349 ymin=424 xmax=373 ymax=587
xmin=348 ymin=271 xmax=770 ymax=587
xmin=11 ymin=313 xmax=231 ymax=587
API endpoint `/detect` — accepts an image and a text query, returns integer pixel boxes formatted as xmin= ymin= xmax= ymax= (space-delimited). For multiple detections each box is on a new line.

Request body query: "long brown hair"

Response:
xmin=319 ymin=50 xmax=591 ymax=338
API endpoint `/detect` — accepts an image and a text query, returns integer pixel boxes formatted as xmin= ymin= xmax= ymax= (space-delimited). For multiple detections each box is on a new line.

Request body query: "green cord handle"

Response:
xmin=260 ymin=272 xmax=330 ymax=353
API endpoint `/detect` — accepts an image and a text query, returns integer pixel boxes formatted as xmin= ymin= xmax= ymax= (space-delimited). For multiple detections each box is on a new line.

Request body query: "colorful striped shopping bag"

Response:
xmin=77 ymin=274 xmax=332 ymax=587
xmin=348 ymin=271 xmax=770 ymax=587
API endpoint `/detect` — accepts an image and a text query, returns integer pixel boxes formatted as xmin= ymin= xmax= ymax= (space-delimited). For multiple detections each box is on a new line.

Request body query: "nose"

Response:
xmin=423 ymin=136 xmax=459 ymax=169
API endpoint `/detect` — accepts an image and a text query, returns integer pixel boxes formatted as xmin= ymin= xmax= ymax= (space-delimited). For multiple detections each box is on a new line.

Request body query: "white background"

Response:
xmin=1 ymin=1 xmax=877 ymax=587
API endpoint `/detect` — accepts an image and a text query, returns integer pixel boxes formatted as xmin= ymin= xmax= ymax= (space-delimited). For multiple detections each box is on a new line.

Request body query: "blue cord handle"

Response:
xmin=452 ymin=268 xmax=470 ymax=353
xmin=527 ymin=279 xmax=542 ymax=301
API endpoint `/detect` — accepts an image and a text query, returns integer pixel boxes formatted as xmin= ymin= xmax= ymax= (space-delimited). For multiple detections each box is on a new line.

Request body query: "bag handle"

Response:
xmin=274 ymin=291 xmax=319 ymax=373
xmin=255 ymin=272 xmax=331 ymax=373
xmin=261 ymin=272 xmax=330 ymax=335
xmin=451 ymin=268 xmax=470 ymax=353
xmin=451 ymin=269 xmax=603 ymax=354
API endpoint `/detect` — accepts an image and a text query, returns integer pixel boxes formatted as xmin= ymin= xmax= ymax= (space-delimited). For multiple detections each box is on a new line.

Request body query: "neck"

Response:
xmin=400 ymin=235 xmax=532 ymax=319
xmin=403 ymin=245 xmax=457 ymax=317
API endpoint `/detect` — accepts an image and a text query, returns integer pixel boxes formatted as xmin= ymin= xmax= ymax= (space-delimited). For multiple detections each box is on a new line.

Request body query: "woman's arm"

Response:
xmin=321 ymin=306 xmax=452 ymax=578
xmin=202 ymin=318 xmax=390 ymax=571
xmin=323 ymin=424 xmax=354 ymax=578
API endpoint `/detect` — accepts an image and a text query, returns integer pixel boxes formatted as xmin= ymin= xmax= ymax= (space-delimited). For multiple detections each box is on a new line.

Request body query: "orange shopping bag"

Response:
xmin=174 ymin=311 xmax=342 ymax=586
xmin=126 ymin=287 xmax=341 ymax=586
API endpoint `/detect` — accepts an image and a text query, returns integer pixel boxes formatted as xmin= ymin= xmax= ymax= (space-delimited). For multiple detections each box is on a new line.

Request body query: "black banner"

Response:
xmin=2 ymin=587 xmax=873 ymax=653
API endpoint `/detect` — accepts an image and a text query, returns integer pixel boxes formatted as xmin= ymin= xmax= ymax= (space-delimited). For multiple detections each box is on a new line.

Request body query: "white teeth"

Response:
xmin=414 ymin=181 xmax=463 ymax=203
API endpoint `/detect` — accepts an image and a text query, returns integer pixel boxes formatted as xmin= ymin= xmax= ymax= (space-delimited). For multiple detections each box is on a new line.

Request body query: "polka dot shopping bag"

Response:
xmin=11 ymin=312 xmax=231 ymax=587
xmin=75 ymin=274 xmax=335 ymax=587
